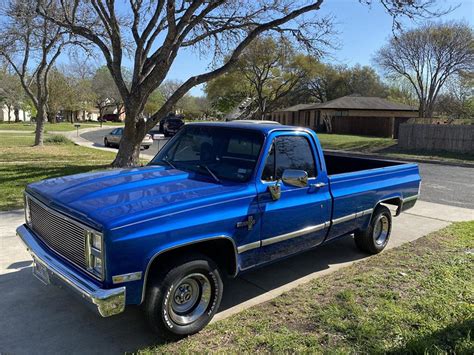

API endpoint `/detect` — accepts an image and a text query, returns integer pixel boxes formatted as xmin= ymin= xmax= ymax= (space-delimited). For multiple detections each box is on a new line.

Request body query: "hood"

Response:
xmin=26 ymin=166 xmax=249 ymax=230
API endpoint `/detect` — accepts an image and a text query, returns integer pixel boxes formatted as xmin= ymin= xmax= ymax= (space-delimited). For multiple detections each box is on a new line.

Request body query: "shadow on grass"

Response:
xmin=388 ymin=319 xmax=474 ymax=354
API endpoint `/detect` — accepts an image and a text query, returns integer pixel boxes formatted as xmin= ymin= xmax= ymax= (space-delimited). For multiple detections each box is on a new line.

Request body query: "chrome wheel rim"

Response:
xmin=373 ymin=215 xmax=389 ymax=246
xmin=169 ymin=273 xmax=211 ymax=326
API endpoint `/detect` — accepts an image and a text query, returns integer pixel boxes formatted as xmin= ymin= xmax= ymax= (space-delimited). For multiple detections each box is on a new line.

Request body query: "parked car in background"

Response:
xmin=100 ymin=114 xmax=121 ymax=122
xmin=149 ymin=114 xmax=185 ymax=139
xmin=17 ymin=122 xmax=420 ymax=338
xmin=104 ymin=127 xmax=153 ymax=149
xmin=162 ymin=117 xmax=185 ymax=137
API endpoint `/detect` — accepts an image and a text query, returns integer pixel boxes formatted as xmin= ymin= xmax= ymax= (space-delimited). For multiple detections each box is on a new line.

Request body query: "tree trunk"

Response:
xmin=35 ymin=106 xmax=47 ymax=146
xmin=7 ymin=105 xmax=11 ymax=123
xmin=111 ymin=109 xmax=146 ymax=167
xmin=14 ymin=107 xmax=20 ymax=122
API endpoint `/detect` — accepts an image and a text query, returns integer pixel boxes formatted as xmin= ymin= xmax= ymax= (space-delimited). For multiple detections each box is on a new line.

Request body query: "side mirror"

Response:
xmin=282 ymin=169 xmax=308 ymax=188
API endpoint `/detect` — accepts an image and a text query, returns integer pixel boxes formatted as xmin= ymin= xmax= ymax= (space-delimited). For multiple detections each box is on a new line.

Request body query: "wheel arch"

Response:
xmin=360 ymin=195 xmax=402 ymax=230
xmin=140 ymin=236 xmax=238 ymax=304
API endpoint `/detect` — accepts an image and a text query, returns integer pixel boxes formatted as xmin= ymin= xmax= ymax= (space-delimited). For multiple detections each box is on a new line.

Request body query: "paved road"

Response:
xmin=81 ymin=128 xmax=474 ymax=209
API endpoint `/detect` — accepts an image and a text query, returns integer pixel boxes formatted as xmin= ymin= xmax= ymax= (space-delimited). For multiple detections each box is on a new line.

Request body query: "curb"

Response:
xmin=324 ymin=149 xmax=474 ymax=168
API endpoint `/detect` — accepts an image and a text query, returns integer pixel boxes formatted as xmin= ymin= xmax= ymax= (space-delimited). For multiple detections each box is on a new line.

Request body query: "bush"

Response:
xmin=44 ymin=135 xmax=70 ymax=145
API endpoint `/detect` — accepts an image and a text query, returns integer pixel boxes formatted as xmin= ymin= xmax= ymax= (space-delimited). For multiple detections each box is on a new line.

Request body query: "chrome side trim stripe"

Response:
xmin=403 ymin=194 xmax=419 ymax=203
xmin=237 ymin=241 xmax=261 ymax=254
xmin=332 ymin=208 xmax=373 ymax=225
xmin=261 ymin=222 xmax=330 ymax=247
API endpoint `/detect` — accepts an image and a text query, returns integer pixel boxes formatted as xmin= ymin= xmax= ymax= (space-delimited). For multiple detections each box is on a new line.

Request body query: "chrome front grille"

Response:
xmin=27 ymin=196 xmax=87 ymax=269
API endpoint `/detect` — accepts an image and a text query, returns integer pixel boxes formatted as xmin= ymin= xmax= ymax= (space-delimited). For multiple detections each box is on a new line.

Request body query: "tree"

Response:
xmin=303 ymin=63 xmax=389 ymax=103
xmin=205 ymin=71 xmax=250 ymax=114
xmin=375 ymin=21 xmax=474 ymax=117
xmin=39 ymin=0 xmax=447 ymax=166
xmin=91 ymin=66 xmax=122 ymax=120
xmin=47 ymin=68 xmax=72 ymax=122
xmin=239 ymin=37 xmax=312 ymax=119
xmin=0 ymin=0 xmax=69 ymax=145
xmin=0 ymin=68 xmax=25 ymax=122
xmin=434 ymin=71 xmax=474 ymax=119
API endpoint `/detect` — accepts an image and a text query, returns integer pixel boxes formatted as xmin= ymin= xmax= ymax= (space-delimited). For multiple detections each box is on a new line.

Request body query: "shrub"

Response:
xmin=44 ymin=135 xmax=70 ymax=145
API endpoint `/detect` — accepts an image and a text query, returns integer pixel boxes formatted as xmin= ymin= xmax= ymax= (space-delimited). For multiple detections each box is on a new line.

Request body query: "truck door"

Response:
xmin=255 ymin=131 xmax=332 ymax=264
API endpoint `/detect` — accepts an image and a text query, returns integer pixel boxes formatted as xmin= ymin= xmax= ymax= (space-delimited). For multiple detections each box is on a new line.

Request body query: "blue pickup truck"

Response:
xmin=17 ymin=122 xmax=420 ymax=337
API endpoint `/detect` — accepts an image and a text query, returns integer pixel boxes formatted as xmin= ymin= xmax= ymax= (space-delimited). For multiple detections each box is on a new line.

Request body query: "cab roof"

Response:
xmin=187 ymin=121 xmax=302 ymax=134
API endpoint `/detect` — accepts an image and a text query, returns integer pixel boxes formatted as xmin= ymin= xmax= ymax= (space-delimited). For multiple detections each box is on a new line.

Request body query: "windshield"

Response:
xmin=150 ymin=125 xmax=264 ymax=182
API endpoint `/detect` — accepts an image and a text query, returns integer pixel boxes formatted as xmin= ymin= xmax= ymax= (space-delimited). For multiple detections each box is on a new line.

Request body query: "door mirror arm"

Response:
xmin=268 ymin=180 xmax=281 ymax=201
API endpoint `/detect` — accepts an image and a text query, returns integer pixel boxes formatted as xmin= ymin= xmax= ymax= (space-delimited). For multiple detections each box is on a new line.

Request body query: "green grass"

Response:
xmin=144 ymin=222 xmax=474 ymax=353
xmin=383 ymin=148 xmax=474 ymax=164
xmin=0 ymin=132 xmax=116 ymax=210
xmin=317 ymin=133 xmax=396 ymax=152
xmin=317 ymin=133 xmax=473 ymax=164
xmin=0 ymin=121 xmax=123 ymax=132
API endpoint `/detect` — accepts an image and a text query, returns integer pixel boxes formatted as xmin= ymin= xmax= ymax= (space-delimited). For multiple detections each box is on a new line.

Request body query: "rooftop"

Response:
xmin=316 ymin=96 xmax=417 ymax=111
xmin=275 ymin=96 xmax=417 ymax=112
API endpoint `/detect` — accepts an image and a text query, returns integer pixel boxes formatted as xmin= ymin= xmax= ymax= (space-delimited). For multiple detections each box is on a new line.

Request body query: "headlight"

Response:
xmin=91 ymin=233 xmax=102 ymax=251
xmin=86 ymin=231 xmax=104 ymax=279
xmin=92 ymin=255 xmax=102 ymax=274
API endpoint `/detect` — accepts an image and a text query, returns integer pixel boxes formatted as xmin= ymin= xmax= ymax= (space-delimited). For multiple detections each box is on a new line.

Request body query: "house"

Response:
xmin=269 ymin=96 xmax=418 ymax=138
xmin=0 ymin=105 xmax=31 ymax=122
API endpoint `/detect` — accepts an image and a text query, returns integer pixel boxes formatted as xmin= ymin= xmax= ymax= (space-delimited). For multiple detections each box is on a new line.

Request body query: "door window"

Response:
xmin=262 ymin=136 xmax=316 ymax=181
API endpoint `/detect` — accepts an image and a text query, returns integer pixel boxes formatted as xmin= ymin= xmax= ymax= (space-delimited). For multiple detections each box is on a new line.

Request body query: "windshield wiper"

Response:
xmin=162 ymin=157 xmax=176 ymax=169
xmin=197 ymin=164 xmax=220 ymax=183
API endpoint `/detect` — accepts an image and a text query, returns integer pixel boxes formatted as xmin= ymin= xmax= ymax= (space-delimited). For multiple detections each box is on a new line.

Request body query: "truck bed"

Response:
xmin=323 ymin=152 xmax=403 ymax=175
xmin=323 ymin=151 xmax=421 ymax=242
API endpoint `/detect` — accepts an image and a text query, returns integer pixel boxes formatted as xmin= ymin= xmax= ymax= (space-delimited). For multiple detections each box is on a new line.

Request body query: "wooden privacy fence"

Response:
xmin=398 ymin=124 xmax=474 ymax=153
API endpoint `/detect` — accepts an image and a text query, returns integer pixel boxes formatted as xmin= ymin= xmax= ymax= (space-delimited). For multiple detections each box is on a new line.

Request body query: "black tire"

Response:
xmin=354 ymin=205 xmax=392 ymax=254
xmin=145 ymin=253 xmax=223 ymax=338
xmin=143 ymin=145 xmax=150 ymax=150
xmin=163 ymin=131 xmax=170 ymax=138
xmin=104 ymin=138 xmax=109 ymax=147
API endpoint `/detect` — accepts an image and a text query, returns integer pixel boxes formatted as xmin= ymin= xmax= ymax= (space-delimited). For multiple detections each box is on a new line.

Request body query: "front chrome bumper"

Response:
xmin=16 ymin=224 xmax=126 ymax=317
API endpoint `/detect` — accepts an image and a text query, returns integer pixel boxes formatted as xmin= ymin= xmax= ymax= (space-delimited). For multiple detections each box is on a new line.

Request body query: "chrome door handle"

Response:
xmin=311 ymin=182 xmax=327 ymax=188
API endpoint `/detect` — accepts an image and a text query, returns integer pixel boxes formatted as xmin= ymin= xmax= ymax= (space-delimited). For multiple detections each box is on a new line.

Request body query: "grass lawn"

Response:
xmin=317 ymin=133 xmax=473 ymax=164
xmin=145 ymin=222 xmax=474 ymax=353
xmin=317 ymin=133 xmax=396 ymax=152
xmin=0 ymin=132 xmax=116 ymax=210
xmin=0 ymin=121 xmax=123 ymax=132
xmin=383 ymin=148 xmax=474 ymax=164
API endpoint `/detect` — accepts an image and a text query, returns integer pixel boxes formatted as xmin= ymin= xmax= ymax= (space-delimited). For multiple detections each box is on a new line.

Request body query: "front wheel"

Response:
xmin=354 ymin=205 xmax=392 ymax=254
xmin=145 ymin=254 xmax=223 ymax=338
xmin=104 ymin=138 xmax=109 ymax=147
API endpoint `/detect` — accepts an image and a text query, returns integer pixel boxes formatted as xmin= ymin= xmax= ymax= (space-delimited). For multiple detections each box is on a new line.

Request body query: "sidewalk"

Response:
xmin=1 ymin=200 xmax=472 ymax=354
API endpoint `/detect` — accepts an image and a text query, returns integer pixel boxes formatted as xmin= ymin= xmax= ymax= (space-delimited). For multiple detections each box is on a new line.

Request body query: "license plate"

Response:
xmin=32 ymin=258 xmax=50 ymax=285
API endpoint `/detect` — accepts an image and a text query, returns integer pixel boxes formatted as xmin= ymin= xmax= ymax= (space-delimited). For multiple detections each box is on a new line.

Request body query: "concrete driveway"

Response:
xmin=1 ymin=201 xmax=472 ymax=354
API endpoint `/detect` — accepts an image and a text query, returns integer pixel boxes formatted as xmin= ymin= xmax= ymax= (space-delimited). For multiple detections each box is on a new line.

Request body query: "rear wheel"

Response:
xmin=145 ymin=253 xmax=223 ymax=338
xmin=354 ymin=205 xmax=392 ymax=254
